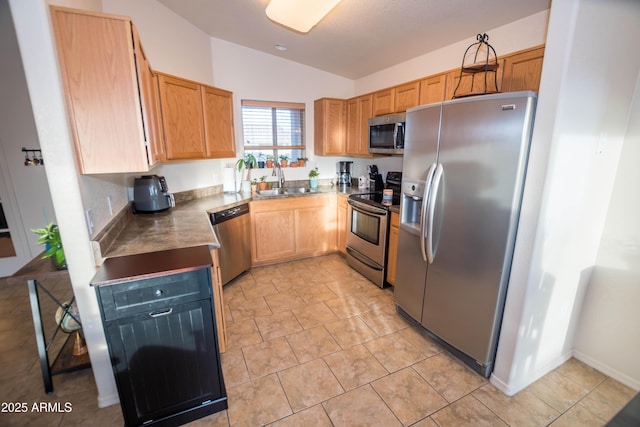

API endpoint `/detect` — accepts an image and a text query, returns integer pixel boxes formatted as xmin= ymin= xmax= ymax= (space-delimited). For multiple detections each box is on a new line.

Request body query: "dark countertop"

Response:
xmin=101 ymin=185 xmax=364 ymax=260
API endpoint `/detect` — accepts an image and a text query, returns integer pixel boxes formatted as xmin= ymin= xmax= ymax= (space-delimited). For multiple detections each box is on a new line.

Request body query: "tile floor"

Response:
xmin=0 ymin=254 xmax=636 ymax=426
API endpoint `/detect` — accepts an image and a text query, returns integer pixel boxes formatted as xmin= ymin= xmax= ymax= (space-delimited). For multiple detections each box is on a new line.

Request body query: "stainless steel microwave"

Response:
xmin=368 ymin=113 xmax=405 ymax=155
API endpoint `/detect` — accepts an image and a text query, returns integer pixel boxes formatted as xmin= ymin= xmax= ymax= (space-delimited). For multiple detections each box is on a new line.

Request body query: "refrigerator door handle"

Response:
xmin=420 ymin=163 xmax=437 ymax=262
xmin=426 ymin=163 xmax=443 ymax=264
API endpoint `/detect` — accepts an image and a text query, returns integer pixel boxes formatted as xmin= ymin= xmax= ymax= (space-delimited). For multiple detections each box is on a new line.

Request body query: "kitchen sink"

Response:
xmin=256 ymin=187 xmax=317 ymax=197
xmin=256 ymin=188 xmax=285 ymax=196
xmin=285 ymin=187 xmax=316 ymax=194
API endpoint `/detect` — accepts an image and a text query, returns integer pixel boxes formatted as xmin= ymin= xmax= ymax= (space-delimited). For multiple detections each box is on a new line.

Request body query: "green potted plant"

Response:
xmin=279 ymin=154 xmax=289 ymax=167
xmin=266 ymin=154 xmax=275 ymax=168
xmin=236 ymin=153 xmax=257 ymax=192
xmin=32 ymin=223 xmax=66 ymax=269
xmin=258 ymin=175 xmax=268 ymax=190
xmin=298 ymin=157 xmax=308 ymax=167
xmin=309 ymin=167 xmax=319 ymax=190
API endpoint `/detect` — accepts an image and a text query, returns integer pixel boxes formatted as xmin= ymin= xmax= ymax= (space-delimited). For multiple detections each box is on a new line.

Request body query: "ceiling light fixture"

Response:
xmin=265 ymin=0 xmax=343 ymax=33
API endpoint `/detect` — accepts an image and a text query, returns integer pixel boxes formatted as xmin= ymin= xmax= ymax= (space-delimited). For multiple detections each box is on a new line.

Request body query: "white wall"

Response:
xmin=355 ymin=10 xmax=549 ymax=95
xmin=492 ymin=0 xmax=640 ymax=394
xmin=573 ymin=73 xmax=640 ymax=388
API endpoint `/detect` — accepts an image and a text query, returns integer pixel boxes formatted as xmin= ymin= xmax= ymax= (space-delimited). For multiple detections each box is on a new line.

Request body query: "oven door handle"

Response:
xmin=347 ymin=199 xmax=388 ymax=216
xmin=346 ymin=247 xmax=383 ymax=271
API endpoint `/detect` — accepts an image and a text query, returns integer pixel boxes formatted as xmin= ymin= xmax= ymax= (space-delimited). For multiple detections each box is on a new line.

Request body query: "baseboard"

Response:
xmin=97 ymin=392 xmax=119 ymax=408
xmin=573 ymin=350 xmax=640 ymax=391
xmin=490 ymin=352 xmax=573 ymax=396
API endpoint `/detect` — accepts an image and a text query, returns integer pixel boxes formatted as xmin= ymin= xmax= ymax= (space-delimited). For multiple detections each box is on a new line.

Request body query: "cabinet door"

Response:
xmin=210 ymin=249 xmax=227 ymax=353
xmin=419 ymin=74 xmax=447 ymax=105
xmin=132 ymin=25 xmax=165 ymax=164
xmin=158 ymin=74 xmax=206 ymax=159
xmin=314 ymin=98 xmax=346 ymax=156
xmin=393 ymin=81 xmax=420 ymax=112
xmin=372 ymin=88 xmax=394 ymax=116
xmin=346 ymin=95 xmax=373 ymax=157
xmin=337 ymin=195 xmax=347 ymax=254
xmin=202 ymin=85 xmax=236 ymax=159
xmin=104 ymin=299 xmax=224 ymax=426
xmin=295 ymin=195 xmax=336 ymax=255
xmin=386 ymin=212 xmax=399 ymax=285
xmin=50 ymin=7 xmax=150 ymax=174
xmin=251 ymin=205 xmax=296 ymax=263
xmin=501 ymin=46 xmax=545 ymax=92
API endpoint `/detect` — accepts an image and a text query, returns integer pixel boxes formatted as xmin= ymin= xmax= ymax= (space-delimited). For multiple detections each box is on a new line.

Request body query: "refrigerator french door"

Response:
xmin=395 ymin=92 xmax=537 ymax=377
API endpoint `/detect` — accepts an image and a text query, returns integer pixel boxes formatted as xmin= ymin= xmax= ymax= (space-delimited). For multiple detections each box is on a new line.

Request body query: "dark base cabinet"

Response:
xmin=92 ymin=246 xmax=227 ymax=426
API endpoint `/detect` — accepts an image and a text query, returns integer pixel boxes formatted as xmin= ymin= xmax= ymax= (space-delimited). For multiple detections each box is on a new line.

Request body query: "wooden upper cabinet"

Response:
xmin=50 ymin=7 xmax=156 ymax=174
xmin=314 ymin=98 xmax=346 ymax=156
xmin=202 ymin=85 xmax=236 ymax=159
xmin=157 ymin=73 xmax=236 ymax=160
xmin=372 ymin=88 xmax=394 ymax=116
xmin=345 ymin=94 xmax=372 ymax=157
xmin=501 ymin=46 xmax=545 ymax=92
xmin=419 ymin=74 xmax=447 ymax=105
xmin=393 ymin=81 xmax=420 ymax=112
xmin=157 ymin=73 xmax=206 ymax=160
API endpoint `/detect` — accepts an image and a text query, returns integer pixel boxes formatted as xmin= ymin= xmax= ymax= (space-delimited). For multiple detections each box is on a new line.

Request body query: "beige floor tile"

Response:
xmin=264 ymin=291 xmax=306 ymax=313
xmin=324 ymin=278 xmax=365 ymax=297
xmin=325 ymin=294 xmax=371 ymax=318
xmin=324 ymin=344 xmax=388 ymax=391
xmin=222 ymin=281 xmax=246 ymax=302
xmin=372 ymin=367 xmax=448 ymax=425
xmin=431 ymin=394 xmax=508 ymax=427
xmin=285 ymin=326 xmax=341 ymax=363
xmin=296 ymin=283 xmax=338 ymax=304
xmin=364 ymin=331 xmax=425 ymax=373
xmin=254 ymin=310 xmax=303 ymax=341
xmin=251 ymin=266 xmax=286 ymax=282
xmin=324 ymin=316 xmax=378 ymax=348
xmin=221 ymin=348 xmax=250 ymax=387
xmin=292 ymin=301 xmax=339 ymax=329
xmin=278 ymin=359 xmax=344 ymax=412
xmin=359 ymin=308 xmax=411 ymax=336
xmin=323 ymin=384 xmax=402 ymax=427
xmin=578 ymin=377 xmax=637 ymax=421
xmin=225 ymin=319 xmax=263 ymax=351
xmin=548 ymin=401 xmax=608 ymax=427
xmin=413 ymin=352 xmax=486 ymax=402
xmin=398 ymin=326 xmax=444 ymax=357
xmin=242 ymin=336 xmax=299 ymax=378
xmin=526 ymin=369 xmax=590 ymax=412
xmin=271 ymin=276 xmax=308 ymax=293
xmin=355 ymin=288 xmax=397 ymax=311
xmin=241 ymin=279 xmax=279 ymax=299
xmin=411 ymin=417 xmax=439 ymax=427
xmin=473 ymin=383 xmax=560 ymax=427
xmin=554 ymin=357 xmax=606 ymax=390
xmin=228 ymin=296 xmax=271 ymax=322
xmin=267 ymin=404 xmax=332 ymax=427
xmin=226 ymin=374 xmax=292 ymax=427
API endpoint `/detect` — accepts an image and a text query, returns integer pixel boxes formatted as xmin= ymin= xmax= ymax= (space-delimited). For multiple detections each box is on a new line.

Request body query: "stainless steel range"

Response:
xmin=346 ymin=171 xmax=401 ymax=287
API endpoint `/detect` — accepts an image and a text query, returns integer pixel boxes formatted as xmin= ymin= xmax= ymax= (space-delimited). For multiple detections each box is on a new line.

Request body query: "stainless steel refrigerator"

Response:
xmin=395 ymin=91 xmax=537 ymax=377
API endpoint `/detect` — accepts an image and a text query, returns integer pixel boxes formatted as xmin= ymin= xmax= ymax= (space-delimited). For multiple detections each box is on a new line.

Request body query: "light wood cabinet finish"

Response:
xmin=157 ymin=73 xmax=236 ymax=160
xmin=419 ymin=74 xmax=447 ymax=105
xmin=501 ymin=46 xmax=545 ymax=92
xmin=372 ymin=88 xmax=394 ymax=116
xmin=337 ymin=194 xmax=348 ymax=255
xmin=386 ymin=211 xmax=399 ymax=286
xmin=209 ymin=248 xmax=226 ymax=353
xmin=345 ymin=94 xmax=373 ymax=157
xmin=249 ymin=195 xmax=337 ymax=266
xmin=314 ymin=98 xmax=346 ymax=156
xmin=393 ymin=81 xmax=420 ymax=112
xmin=202 ymin=86 xmax=236 ymax=158
xmin=50 ymin=7 xmax=157 ymax=174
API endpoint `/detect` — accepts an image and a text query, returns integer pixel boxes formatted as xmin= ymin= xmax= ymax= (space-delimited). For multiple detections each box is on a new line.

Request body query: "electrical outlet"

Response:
xmin=85 ymin=209 xmax=94 ymax=234
xmin=107 ymin=196 xmax=113 ymax=215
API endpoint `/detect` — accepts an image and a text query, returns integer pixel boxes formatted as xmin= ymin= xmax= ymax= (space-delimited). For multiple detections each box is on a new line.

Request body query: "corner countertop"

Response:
xmin=100 ymin=185 xmax=364 ymax=260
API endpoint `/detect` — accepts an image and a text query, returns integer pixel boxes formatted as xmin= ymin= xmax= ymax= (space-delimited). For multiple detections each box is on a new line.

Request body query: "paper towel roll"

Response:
xmin=222 ymin=167 xmax=236 ymax=193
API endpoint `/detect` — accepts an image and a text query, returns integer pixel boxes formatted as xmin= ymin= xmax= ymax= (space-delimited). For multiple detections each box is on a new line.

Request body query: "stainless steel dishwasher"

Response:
xmin=210 ymin=203 xmax=251 ymax=285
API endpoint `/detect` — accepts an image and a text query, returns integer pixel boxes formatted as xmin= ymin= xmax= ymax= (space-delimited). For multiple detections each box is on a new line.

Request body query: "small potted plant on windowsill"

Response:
xmin=266 ymin=154 xmax=275 ymax=168
xmin=309 ymin=167 xmax=320 ymax=190
xmin=236 ymin=153 xmax=257 ymax=193
xmin=298 ymin=157 xmax=308 ymax=167
xmin=279 ymin=154 xmax=289 ymax=168
xmin=32 ymin=223 xmax=67 ymax=270
xmin=258 ymin=176 xmax=268 ymax=191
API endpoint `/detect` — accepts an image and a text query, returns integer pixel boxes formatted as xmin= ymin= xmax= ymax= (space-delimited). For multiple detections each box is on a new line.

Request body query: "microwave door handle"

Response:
xmin=393 ymin=123 xmax=399 ymax=147
xmin=420 ymin=164 xmax=437 ymax=262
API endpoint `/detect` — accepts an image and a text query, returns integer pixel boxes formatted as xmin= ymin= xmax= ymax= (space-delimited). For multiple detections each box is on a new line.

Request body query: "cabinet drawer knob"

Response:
xmin=154 ymin=289 xmax=164 ymax=297
xmin=149 ymin=308 xmax=173 ymax=318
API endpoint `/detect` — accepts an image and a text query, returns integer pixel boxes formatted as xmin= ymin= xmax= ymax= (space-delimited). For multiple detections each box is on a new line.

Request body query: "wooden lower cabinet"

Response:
xmin=209 ymin=249 xmax=227 ymax=353
xmin=386 ymin=211 xmax=399 ymax=286
xmin=250 ymin=195 xmax=337 ymax=266
xmin=337 ymin=194 xmax=348 ymax=254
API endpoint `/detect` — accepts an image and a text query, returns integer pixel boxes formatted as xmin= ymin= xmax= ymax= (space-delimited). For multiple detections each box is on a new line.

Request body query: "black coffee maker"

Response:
xmin=337 ymin=161 xmax=353 ymax=186
xmin=368 ymin=165 xmax=384 ymax=191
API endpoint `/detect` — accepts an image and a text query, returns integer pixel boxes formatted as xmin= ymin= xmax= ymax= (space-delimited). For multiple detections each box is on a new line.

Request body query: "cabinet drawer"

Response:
xmin=98 ymin=269 xmax=211 ymax=321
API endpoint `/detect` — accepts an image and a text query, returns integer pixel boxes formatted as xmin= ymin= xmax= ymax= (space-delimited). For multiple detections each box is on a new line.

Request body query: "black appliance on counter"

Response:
xmin=368 ymin=164 xmax=384 ymax=191
xmin=346 ymin=171 xmax=402 ymax=287
xmin=337 ymin=161 xmax=353 ymax=186
xmin=133 ymin=175 xmax=175 ymax=213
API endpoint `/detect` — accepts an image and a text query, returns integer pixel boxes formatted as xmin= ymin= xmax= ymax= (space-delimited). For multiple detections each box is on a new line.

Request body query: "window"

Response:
xmin=241 ymin=100 xmax=305 ymax=165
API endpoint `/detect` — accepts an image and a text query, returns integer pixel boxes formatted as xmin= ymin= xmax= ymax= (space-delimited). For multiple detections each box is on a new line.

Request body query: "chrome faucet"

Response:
xmin=272 ymin=162 xmax=285 ymax=188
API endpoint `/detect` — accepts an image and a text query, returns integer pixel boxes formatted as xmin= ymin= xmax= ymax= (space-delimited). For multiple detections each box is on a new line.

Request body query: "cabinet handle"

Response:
xmin=148 ymin=308 xmax=173 ymax=318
